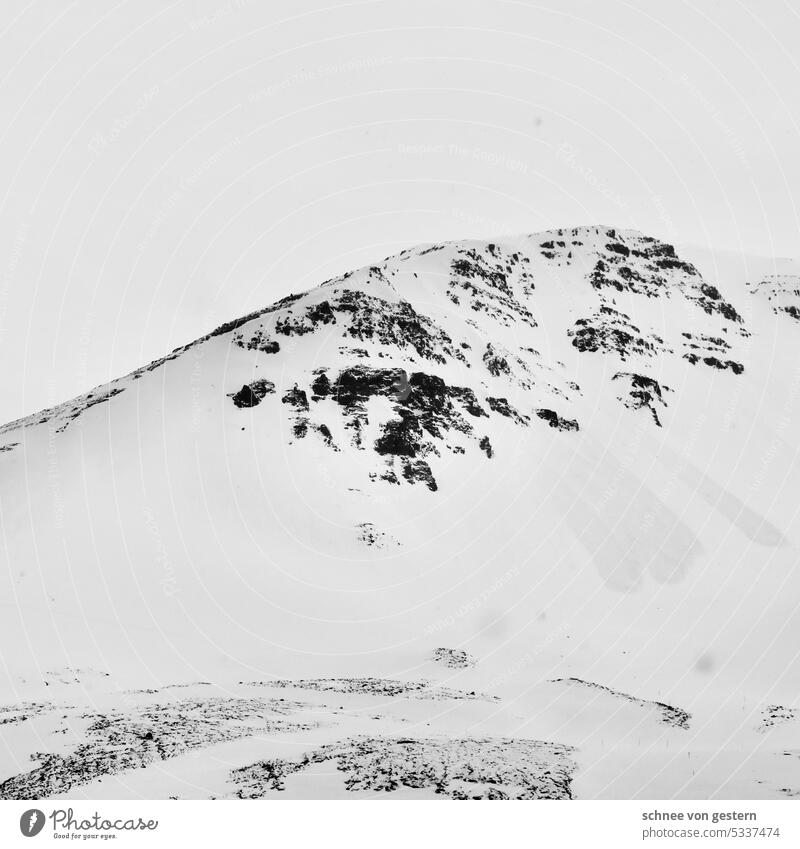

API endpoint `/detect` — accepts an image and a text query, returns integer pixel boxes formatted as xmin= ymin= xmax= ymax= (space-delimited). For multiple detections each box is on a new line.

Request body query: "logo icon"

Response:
xmin=19 ymin=809 xmax=45 ymax=837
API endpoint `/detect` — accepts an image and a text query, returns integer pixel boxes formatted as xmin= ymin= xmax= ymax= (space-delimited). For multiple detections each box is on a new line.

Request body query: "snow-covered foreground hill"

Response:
xmin=1 ymin=226 xmax=799 ymax=799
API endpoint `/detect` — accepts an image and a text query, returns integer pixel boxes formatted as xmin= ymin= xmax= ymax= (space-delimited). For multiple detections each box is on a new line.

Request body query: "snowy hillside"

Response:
xmin=1 ymin=226 xmax=799 ymax=800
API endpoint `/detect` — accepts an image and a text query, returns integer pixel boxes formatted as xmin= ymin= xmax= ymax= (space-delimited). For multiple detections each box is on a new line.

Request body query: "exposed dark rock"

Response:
xmin=694 ymin=284 xmax=742 ymax=323
xmin=230 ymin=379 xmax=275 ymax=408
xmin=297 ymin=366 xmax=496 ymax=487
xmin=231 ymin=736 xmax=576 ymax=800
xmin=335 ymin=290 xmax=467 ymax=364
xmin=207 ymin=292 xmax=303 ymax=338
xmin=683 ymin=354 xmax=744 ymax=374
xmin=450 ymin=248 xmax=537 ymax=328
xmin=375 ymin=411 xmax=420 ymax=458
xmin=448 ymin=387 xmax=488 ymax=418
xmin=612 ymin=372 xmax=672 ymax=427
xmin=316 ymin=423 xmax=336 ymax=449
xmin=681 ymin=331 xmax=730 ymax=354
xmin=483 ymin=343 xmax=511 ymax=376
xmin=243 ymin=677 xmax=495 ymax=701
xmin=233 ymin=327 xmax=280 ymax=353
xmin=281 ymin=385 xmax=309 ymax=410
xmin=569 ymin=307 xmax=666 ymax=360
xmin=535 ymin=409 xmax=579 ymax=432
xmin=401 ymin=458 xmax=438 ymax=491
xmin=486 ymin=396 xmax=529 ymax=425
xmin=759 ymin=705 xmax=800 ymax=732
xmin=479 ymin=436 xmax=493 ymax=457
xmin=606 ymin=241 xmax=630 ymax=257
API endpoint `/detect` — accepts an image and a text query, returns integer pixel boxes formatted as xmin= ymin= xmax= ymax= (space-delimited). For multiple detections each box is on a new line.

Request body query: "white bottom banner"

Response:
xmin=1 ymin=800 xmax=796 ymax=848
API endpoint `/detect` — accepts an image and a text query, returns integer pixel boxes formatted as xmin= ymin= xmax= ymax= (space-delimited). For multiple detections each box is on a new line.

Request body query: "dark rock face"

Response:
xmin=316 ymin=366 xmax=406 ymax=408
xmin=583 ymin=232 xmax=698 ymax=298
xmin=695 ymin=283 xmax=742 ymax=323
xmin=400 ymin=458 xmax=438 ymax=490
xmin=749 ymin=274 xmax=800 ymax=323
xmin=208 ymin=292 xmax=303 ymax=339
xmin=535 ymin=409 xmax=579 ymax=432
xmin=483 ymin=343 xmax=511 ymax=376
xmin=281 ymin=385 xmax=309 ymax=411
xmin=569 ymin=306 xmax=666 ymax=360
xmin=302 ymin=366 xmax=494 ymax=489
xmin=486 ymin=397 xmax=529 ymax=426
xmin=479 ymin=436 xmax=493 ymax=457
xmin=683 ymin=354 xmax=744 ymax=374
xmin=612 ymin=372 xmax=672 ymax=427
xmin=233 ymin=327 xmax=280 ymax=353
xmin=231 ymin=736 xmax=576 ymax=800
xmin=538 ymin=231 xmax=584 ymax=265
xmin=272 ymin=290 xmax=467 ymax=365
xmin=230 ymin=379 xmax=275 ymax=408
xmin=449 ymin=246 xmax=537 ymax=328
xmin=316 ymin=423 xmax=336 ymax=448
xmin=681 ymin=331 xmax=731 ymax=355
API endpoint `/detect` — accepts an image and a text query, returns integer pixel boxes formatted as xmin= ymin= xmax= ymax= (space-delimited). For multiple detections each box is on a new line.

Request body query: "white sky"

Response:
xmin=0 ymin=0 xmax=798 ymax=422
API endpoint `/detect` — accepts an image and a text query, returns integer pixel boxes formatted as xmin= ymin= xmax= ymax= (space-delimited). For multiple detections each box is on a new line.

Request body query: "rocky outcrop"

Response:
xmin=551 ymin=678 xmax=691 ymax=729
xmin=231 ymin=736 xmax=576 ymax=799
xmin=535 ymin=409 xmax=579 ymax=432
xmin=569 ymin=306 xmax=668 ymax=360
xmin=230 ymin=379 xmax=275 ymax=408
xmin=0 ymin=696 xmax=314 ymax=800
xmin=612 ymin=372 xmax=672 ymax=427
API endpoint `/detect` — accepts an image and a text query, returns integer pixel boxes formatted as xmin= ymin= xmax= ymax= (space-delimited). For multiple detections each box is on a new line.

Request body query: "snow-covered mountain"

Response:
xmin=1 ymin=226 xmax=799 ymax=800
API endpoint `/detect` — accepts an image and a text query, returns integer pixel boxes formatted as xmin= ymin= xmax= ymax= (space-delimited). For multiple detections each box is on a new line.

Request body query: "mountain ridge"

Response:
xmin=0 ymin=225 xmax=798 ymax=799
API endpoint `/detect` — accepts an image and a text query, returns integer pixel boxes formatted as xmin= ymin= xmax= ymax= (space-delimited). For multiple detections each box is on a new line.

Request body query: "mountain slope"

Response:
xmin=1 ymin=226 xmax=799 ymax=799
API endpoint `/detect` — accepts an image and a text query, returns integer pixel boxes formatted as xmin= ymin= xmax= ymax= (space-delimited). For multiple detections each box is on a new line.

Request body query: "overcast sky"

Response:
xmin=0 ymin=0 xmax=798 ymax=422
